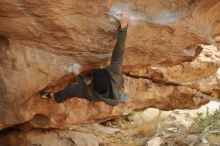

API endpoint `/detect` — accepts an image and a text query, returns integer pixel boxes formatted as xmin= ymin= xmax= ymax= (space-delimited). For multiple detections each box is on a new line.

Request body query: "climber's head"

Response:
xmin=93 ymin=76 xmax=110 ymax=94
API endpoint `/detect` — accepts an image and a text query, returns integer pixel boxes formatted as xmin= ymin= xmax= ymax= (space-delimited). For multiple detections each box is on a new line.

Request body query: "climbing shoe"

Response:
xmin=40 ymin=91 xmax=52 ymax=100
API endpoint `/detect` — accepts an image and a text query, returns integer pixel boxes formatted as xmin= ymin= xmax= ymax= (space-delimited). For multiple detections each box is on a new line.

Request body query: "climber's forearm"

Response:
xmin=107 ymin=28 xmax=127 ymax=74
xmin=107 ymin=10 xmax=129 ymax=74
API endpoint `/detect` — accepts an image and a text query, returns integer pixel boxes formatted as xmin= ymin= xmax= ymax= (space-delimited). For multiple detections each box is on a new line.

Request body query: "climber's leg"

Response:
xmin=53 ymin=82 xmax=84 ymax=103
xmin=40 ymin=75 xmax=97 ymax=103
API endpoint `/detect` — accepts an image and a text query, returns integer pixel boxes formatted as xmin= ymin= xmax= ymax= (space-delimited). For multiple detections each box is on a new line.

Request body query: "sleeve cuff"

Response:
xmin=118 ymin=26 xmax=127 ymax=32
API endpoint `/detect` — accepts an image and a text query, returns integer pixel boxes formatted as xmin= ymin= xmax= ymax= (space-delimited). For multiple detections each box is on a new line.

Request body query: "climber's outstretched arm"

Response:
xmin=107 ymin=10 xmax=129 ymax=74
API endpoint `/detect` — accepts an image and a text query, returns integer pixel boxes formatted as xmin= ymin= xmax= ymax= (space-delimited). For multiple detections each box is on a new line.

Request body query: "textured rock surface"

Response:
xmin=0 ymin=129 xmax=100 ymax=146
xmin=1 ymin=101 xmax=220 ymax=146
xmin=0 ymin=0 xmax=220 ymax=131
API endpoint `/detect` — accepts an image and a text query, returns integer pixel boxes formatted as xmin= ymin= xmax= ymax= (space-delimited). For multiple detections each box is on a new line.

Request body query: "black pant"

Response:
xmin=54 ymin=82 xmax=85 ymax=103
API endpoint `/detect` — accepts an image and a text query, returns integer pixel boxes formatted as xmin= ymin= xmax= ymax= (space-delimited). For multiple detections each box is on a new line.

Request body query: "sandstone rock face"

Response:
xmin=1 ymin=101 xmax=220 ymax=146
xmin=0 ymin=129 xmax=100 ymax=146
xmin=0 ymin=0 xmax=220 ymax=130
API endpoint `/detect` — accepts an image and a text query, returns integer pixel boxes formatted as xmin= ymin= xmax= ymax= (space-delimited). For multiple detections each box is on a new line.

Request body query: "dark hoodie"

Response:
xmin=75 ymin=27 xmax=127 ymax=106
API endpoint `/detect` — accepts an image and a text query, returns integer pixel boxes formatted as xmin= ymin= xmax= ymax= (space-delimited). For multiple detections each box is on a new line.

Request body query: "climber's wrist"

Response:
xmin=119 ymin=10 xmax=129 ymax=29
xmin=120 ymin=23 xmax=128 ymax=29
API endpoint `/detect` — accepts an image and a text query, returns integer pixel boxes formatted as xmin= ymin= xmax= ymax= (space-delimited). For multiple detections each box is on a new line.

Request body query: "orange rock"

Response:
xmin=0 ymin=0 xmax=220 ymax=130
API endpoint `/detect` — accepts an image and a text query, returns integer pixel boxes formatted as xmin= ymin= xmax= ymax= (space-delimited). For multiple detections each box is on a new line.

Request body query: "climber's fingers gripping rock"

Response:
xmin=113 ymin=10 xmax=129 ymax=28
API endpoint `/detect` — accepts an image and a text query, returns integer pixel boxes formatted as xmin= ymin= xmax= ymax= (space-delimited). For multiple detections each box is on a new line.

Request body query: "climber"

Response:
xmin=40 ymin=10 xmax=129 ymax=106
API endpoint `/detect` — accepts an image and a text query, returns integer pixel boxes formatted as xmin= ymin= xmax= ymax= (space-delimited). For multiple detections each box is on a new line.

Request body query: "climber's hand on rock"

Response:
xmin=120 ymin=10 xmax=129 ymax=29
xmin=72 ymin=63 xmax=80 ymax=75
xmin=113 ymin=10 xmax=129 ymax=29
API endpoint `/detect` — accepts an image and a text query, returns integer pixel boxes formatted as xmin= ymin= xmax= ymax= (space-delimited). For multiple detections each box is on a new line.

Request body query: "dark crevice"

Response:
xmin=0 ymin=35 xmax=10 ymax=50
xmin=0 ymin=35 xmax=10 ymax=64
xmin=123 ymin=72 xmax=214 ymax=100
xmin=0 ymin=126 xmax=59 ymax=137
xmin=0 ymin=114 xmax=51 ymax=134
xmin=0 ymin=124 xmax=22 ymax=135
xmin=123 ymin=72 xmax=181 ymax=86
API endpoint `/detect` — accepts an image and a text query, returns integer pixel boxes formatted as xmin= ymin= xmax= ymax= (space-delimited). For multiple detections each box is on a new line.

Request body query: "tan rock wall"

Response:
xmin=0 ymin=0 xmax=220 ymax=130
